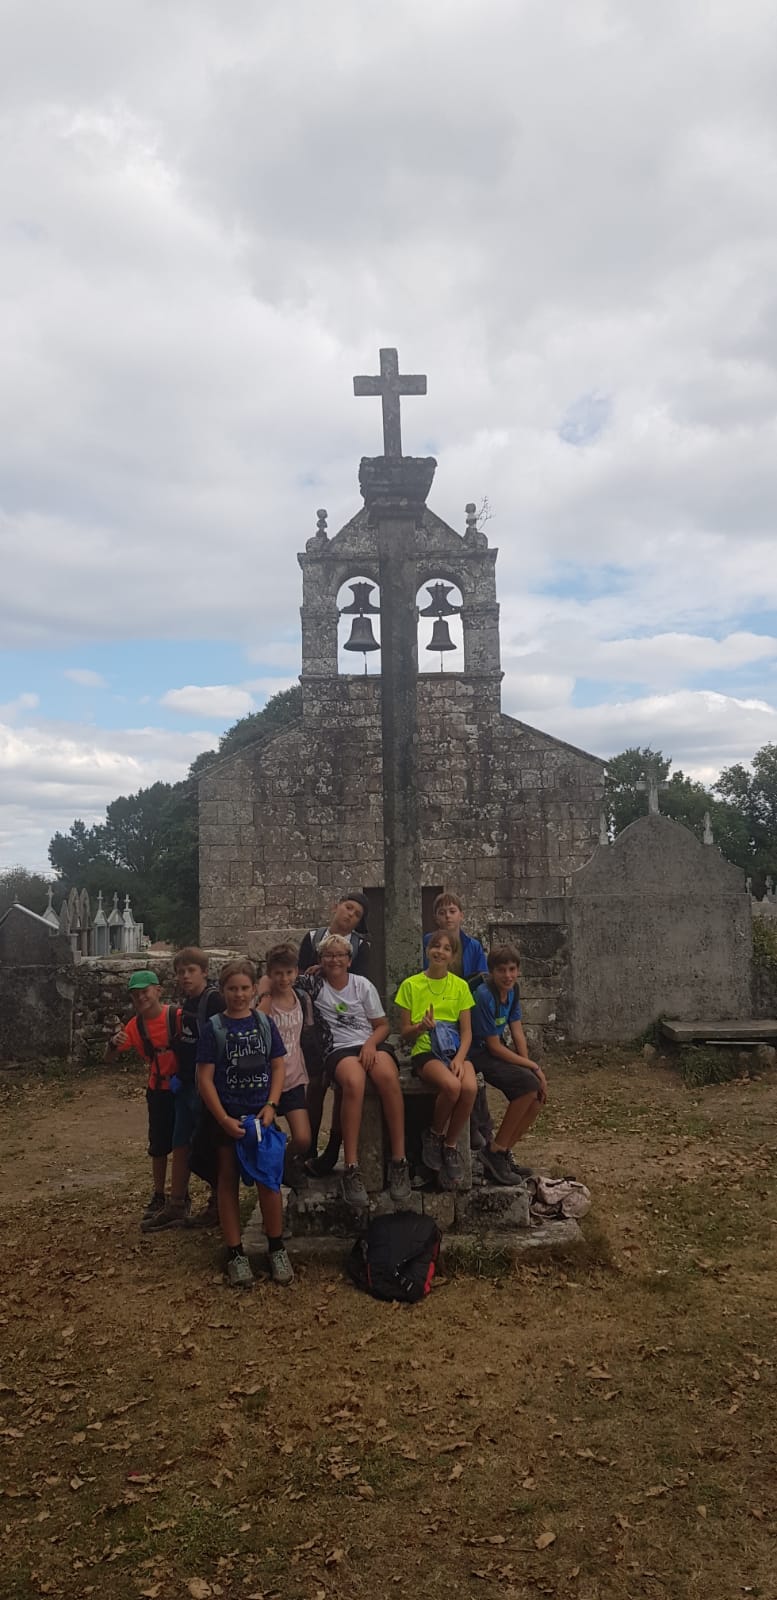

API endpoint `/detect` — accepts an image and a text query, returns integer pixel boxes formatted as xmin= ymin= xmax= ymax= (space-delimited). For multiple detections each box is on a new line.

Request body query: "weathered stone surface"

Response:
xmin=755 ymin=1042 xmax=777 ymax=1069
xmin=421 ymin=1191 xmax=455 ymax=1228
xmin=566 ymin=815 xmax=752 ymax=1042
xmin=454 ymin=1183 xmax=531 ymax=1231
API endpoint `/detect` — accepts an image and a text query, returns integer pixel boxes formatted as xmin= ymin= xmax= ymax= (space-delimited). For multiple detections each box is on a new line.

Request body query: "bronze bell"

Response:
xmin=341 ymin=581 xmax=380 ymax=615
xmin=427 ymin=617 xmax=456 ymax=653
xmin=419 ymin=581 xmax=459 ymax=618
xmin=344 ymin=614 xmax=380 ymax=653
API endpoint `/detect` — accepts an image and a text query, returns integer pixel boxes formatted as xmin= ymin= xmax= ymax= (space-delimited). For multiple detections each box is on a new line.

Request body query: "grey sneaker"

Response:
xmin=140 ymin=1191 xmax=165 ymax=1228
xmin=438 ymin=1144 xmax=464 ymax=1191
xmin=269 ymin=1247 xmax=294 ymax=1286
xmin=387 ymin=1158 xmax=412 ymax=1203
xmin=482 ymin=1146 xmax=521 ymax=1187
xmin=508 ymin=1153 xmax=534 ymax=1178
xmin=141 ymin=1199 xmax=187 ymax=1233
xmin=341 ymin=1164 xmax=369 ymax=1210
xmin=421 ymin=1127 xmax=444 ymax=1173
xmin=226 ymin=1250 xmax=254 ymax=1289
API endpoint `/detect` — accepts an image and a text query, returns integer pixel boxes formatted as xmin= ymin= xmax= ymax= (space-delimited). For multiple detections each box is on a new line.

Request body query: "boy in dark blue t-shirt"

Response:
xmin=471 ymin=944 xmax=548 ymax=1187
xmin=196 ymin=958 xmax=292 ymax=1289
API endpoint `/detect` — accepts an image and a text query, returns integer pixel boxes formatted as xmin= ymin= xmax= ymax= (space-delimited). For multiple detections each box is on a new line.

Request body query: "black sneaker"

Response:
xmin=482 ymin=1146 xmax=521 ymax=1187
xmin=508 ymin=1153 xmax=534 ymax=1179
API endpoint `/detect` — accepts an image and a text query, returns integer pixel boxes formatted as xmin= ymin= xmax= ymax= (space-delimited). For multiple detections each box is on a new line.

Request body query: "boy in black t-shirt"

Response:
xmin=173 ymin=946 xmax=222 ymax=1226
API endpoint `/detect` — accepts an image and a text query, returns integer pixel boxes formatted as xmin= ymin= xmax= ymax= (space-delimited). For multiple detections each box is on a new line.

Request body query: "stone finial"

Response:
xmin=767 ymin=875 xmax=775 ymax=899
xmin=746 ymin=876 xmax=753 ymax=896
xmin=316 ymin=508 xmax=328 ymax=541
xmin=464 ymin=500 xmax=487 ymax=548
xmin=636 ymin=762 xmax=668 ymax=815
xmin=702 ymin=811 xmax=714 ymax=845
xmin=599 ymin=810 xmax=609 ymax=846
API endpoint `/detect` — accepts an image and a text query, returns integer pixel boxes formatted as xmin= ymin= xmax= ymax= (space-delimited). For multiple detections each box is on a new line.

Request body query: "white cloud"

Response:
xmin=63 ymin=667 xmax=108 ymax=688
xmin=161 ymin=684 xmax=256 ymax=719
xmin=0 ymin=715 xmax=211 ymax=873
xmin=2 ymin=2 xmax=777 ymax=863
xmin=0 ymin=692 xmax=40 ymax=720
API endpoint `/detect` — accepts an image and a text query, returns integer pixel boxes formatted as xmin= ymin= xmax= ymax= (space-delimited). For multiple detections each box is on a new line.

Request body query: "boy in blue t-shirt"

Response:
xmin=471 ymin=944 xmax=548 ymax=1187
xmin=196 ymin=958 xmax=292 ymax=1289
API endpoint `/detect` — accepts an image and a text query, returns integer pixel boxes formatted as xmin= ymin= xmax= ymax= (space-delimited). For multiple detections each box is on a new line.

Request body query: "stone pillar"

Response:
xmin=359 ymin=455 xmax=436 ymax=997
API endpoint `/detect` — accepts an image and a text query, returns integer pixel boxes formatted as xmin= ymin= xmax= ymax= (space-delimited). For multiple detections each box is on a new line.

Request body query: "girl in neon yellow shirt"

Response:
xmin=395 ymin=931 xmax=477 ymax=1191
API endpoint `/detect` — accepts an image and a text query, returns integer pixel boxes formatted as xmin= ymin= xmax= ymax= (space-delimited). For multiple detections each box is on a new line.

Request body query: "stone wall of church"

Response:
xmin=199 ymin=675 xmax=604 ymax=967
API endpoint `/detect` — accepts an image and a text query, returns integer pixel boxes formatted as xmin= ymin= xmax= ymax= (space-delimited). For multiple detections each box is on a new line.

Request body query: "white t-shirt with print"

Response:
xmin=317 ymin=975 xmax=385 ymax=1051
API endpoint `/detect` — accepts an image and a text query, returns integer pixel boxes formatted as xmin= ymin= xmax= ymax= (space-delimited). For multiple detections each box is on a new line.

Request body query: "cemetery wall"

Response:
xmin=199 ymin=676 xmax=603 ymax=960
xmin=565 ymin=815 xmax=752 ymax=1041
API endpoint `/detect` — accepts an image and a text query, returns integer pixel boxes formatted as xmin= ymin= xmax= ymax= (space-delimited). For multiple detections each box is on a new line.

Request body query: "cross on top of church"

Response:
xmin=636 ymin=762 xmax=669 ymax=815
xmin=353 ymin=347 xmax=427 ymax=458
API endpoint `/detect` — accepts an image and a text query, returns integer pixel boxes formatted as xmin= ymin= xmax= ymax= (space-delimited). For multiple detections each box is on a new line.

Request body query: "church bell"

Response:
xmin=344 ymin=614 xmax=380 ymax=653
xmin=427 ymin=617 xmax=456 ymax=654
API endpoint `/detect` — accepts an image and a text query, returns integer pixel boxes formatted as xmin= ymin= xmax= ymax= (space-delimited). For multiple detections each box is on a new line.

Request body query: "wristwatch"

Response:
xmin=267 ymin=1101 xmax=279 ymax=1113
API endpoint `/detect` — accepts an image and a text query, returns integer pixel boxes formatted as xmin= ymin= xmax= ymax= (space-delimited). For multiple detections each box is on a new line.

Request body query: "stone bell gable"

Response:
xmin=199 ymin=489 xmax=604 ymax=966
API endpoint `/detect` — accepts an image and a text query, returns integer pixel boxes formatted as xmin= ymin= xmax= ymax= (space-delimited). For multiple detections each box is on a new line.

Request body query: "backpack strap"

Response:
xmin=135 ymin=1012 xmax=155 ymax=1065
xmin=207 ymin=1009 xmax=274 ymax=1066
xmin=196 ymin=985 xmax=218 ymax=1033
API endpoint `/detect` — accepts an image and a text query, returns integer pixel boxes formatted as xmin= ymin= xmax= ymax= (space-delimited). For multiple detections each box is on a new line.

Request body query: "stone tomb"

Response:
xmin=0 ymin=904 xmax=75 ymax=1064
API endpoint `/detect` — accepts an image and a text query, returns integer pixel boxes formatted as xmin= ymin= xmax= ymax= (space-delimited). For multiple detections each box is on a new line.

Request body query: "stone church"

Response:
xmin=199 ymin=422 xmax=605 ymax=989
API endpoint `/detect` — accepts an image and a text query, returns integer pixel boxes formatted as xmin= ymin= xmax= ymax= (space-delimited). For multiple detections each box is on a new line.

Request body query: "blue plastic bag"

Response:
xmin=236 ymin=1116 xmax=286 ymax=1191
xmin=430 ymin=1022 xmax=461 ymax=1064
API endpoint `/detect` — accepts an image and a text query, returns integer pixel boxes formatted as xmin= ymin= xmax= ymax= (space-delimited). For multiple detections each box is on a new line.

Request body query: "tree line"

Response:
xmin=2 ymin=694 xmax=776 ymax=943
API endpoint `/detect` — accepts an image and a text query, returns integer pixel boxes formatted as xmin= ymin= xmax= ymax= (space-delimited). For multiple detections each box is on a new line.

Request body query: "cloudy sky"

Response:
xmin=2 ymin=0 xmax=777 ymax=873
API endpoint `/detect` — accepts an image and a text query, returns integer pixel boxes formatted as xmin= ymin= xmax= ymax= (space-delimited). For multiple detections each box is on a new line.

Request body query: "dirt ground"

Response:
xmin=1 ymin=1051 xmax=776 ymax=1600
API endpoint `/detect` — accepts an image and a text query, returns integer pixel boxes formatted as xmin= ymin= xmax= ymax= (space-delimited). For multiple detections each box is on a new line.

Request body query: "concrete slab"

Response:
xmin=661 ymin=1018 xmax=777 ymax=1043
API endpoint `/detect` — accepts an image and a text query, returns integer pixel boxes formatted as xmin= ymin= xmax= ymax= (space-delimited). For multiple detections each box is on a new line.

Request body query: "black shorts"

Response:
xmin=472 ymin=1049 xmax=542 ymax=1102
xmin=411 ymin=1051 xmax=473 ymax=1076
xmin=146 ymin=1088 xmax=176 ymax=1159
xmin=278 ymin=1083 xmax=307 ymax=1116
xmin=324 ymin=1044 xmax=399 ymax=1085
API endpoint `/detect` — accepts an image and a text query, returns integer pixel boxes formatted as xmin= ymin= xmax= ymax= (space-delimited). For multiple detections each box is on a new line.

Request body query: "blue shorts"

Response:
xmin=278 ymin=1083 xmax=307 ymax=1116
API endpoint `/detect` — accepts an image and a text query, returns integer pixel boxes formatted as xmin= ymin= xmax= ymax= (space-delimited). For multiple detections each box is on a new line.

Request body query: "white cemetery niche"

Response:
xmin=42 ymin=887 xmax=60 ymax=932
xmin=108 ymin=891 xmax=123 ymax=951
xmin=91 ymin=890 xmax=109 ymax=957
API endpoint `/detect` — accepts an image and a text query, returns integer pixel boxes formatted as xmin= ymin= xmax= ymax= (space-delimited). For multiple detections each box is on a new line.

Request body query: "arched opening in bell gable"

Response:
xmin=416 ymin=578 xmax=464 ymax=673
xmin=337 ymin=576 xmax=382 ymax=675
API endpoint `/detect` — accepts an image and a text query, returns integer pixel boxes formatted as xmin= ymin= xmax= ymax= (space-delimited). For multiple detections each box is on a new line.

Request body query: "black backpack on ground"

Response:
xmin=347 ymin=1212 xmax=441 ymax=1303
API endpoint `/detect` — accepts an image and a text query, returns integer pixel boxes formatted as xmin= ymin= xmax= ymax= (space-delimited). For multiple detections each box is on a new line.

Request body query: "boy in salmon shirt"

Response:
xmin=105 ymin=969 xmax=188 ymax=1232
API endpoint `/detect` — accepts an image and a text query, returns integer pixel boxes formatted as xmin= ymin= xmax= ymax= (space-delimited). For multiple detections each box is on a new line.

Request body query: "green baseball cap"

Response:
xmin=128 ymin=969 xmax=160 ymax=991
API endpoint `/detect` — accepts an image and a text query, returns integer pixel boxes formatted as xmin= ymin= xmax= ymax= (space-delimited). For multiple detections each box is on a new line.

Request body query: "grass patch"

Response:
xmin=677 ymin=1045 xmax=743 ymax=1087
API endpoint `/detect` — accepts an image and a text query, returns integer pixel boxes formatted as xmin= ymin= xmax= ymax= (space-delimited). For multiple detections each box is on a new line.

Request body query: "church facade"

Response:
xmin=198 ymin=489 xmax=605 ymax=985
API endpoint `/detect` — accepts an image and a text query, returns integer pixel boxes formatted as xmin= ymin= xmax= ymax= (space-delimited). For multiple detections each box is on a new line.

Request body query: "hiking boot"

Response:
xmin=508 ymin=1153 xmax=534 ymax=1178
xmin=387 ymin=1158 xmax=412 ymax=1203
xmin=186 ymin=1194 xmax=219 ymax=1228
xmin=141 ymin=1199 xmax=188 ymax=1233
xmin=269 ymin=1247 xmax=294 ymax=1287
xmin=482 ymin=1146 xmax=522 ymax=1187
xmin=341 ymin=1164 xmax=369 ymax=1210
xmin=306 ymin=1132 xmax=342 ymax=1178
xmin=283 ymin=1153 xmax=309 ymax=1192
xmin=140 ymin=1191 xmax=165 ymax=1228
xmin=226 ymin=1250 xmax=254 ymax=1289
xmin=438 ymin=1145 xmax=464 ymax=1191
xmin=421 ymin=1127 xmax=444 ymax=1173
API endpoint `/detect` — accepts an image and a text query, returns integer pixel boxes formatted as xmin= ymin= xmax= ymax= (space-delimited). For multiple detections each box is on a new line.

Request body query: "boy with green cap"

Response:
xmin=106 ymin=970 xmax=189 ymax=1231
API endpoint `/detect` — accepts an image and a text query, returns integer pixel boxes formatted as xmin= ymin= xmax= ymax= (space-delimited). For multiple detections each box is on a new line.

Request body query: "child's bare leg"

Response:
xmin=257 ymin=1183 xmax=283 ymax=1239
xmin=286 ymin=1108 xmax=312 ymax=1155
xmin=444 ymin=1063 xmax=478 ymax=1146
xmin=216 ymin=1144 xmax=241 ymax=1248
xmin=370 ymin=1054 xmax=406 ymax=1161
xmin=492 ymin=1092 xmax=542 ymax=1151
xmin=170 ymin=1145 xmax=190 ymax=1205
xmin=151 ymin=1155 xmax=167 ymax=1194
xmin=418 ymin=1058 xmax=461 ymax=1137
xmin=335 ymin=1058 xmax=366 ymax=1165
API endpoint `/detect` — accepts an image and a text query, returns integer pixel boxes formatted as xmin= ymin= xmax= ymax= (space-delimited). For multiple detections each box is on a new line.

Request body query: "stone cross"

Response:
xmin=353 ymin=347 xmax=427 ymax=458
xmin=636 ymin=764 xmax=669 ymax=815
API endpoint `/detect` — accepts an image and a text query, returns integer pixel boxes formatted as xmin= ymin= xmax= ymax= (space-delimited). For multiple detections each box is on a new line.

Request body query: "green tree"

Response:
xmin=48 ymin=818 xmax=109 ymax=880
xmin=604 ymin=746 xmax=749 ymax=863
xmin=604 ymin=747 xmax=671 ymax=835
xmin=715 ymin=743 xmax=777 ymax=890
xmin=0 ymin=866 xmax=57 ymax=920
